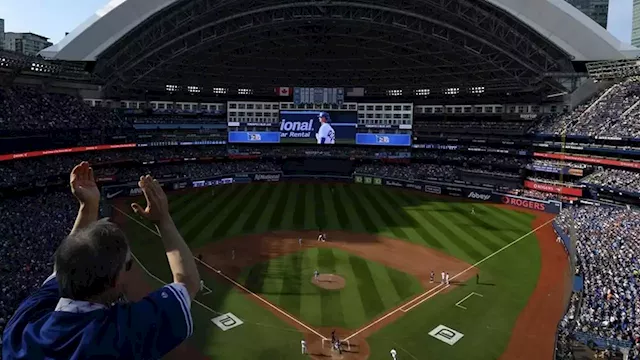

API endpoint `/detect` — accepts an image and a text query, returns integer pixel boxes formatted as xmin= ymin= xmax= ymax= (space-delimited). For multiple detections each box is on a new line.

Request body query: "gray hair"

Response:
xmin=54 ymin=218 xmax=129 ymax=300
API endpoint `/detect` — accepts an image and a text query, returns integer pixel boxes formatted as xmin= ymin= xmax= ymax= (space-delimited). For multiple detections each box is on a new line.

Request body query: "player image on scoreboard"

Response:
xmin=315 ymin=112 xmax=335 ymax=144
xmin=279 ymin=110 xmax=358 ymax=144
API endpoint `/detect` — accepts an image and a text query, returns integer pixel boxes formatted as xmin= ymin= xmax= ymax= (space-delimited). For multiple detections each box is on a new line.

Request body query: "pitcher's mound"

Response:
xmin=312 ymin=274 xmax=346 ymax=290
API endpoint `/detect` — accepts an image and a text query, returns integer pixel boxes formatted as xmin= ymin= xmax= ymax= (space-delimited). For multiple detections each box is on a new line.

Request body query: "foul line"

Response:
xmin=113 ymin=205 xmax=327 ymax=340
xmin=195 ymin=257 xmax=326 ymax=339
xmin=344 ymin=218 xmax=554 ymax=341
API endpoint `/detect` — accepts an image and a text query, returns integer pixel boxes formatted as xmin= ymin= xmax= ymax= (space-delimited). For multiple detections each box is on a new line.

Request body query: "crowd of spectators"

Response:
xmin=0 ymin=87 xmax=122 ymax=131
xmin=535 ymin=77 xmax=640 ymax=138
xmin=414 ymin=119 xmax=533 ymax=135
xmin=354 ymin=163 xmax=520 ymax=182
xmin=555 ymin=205 xmax=640 ymax=358
xmin=581 ymin=169 xmax=640 ymax=194
xmin=0 ymin=192 xmax=77 ymax=338
xmin=531 ymin=159 xmax=592 ymax=170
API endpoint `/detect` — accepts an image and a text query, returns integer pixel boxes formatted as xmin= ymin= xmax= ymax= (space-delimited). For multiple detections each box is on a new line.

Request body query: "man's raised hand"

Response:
xmin=131 ymin=175 xmax=171 ymax=223
xmin=70 ymin=162 xmax=100 ymax=208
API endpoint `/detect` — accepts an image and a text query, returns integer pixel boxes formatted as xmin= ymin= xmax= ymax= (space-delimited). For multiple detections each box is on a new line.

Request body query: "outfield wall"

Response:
xmin=102 ymin=171 xmax=561 ymax=214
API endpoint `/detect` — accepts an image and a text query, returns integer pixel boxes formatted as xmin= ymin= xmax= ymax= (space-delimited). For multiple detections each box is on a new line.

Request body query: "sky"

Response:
xmin=0 ymin=0 xmax=636 ymax=45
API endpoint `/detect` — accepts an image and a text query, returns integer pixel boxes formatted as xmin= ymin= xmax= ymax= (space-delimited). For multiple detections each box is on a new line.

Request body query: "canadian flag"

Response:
xmin=276 ymin=87 xmax=291 ymax=96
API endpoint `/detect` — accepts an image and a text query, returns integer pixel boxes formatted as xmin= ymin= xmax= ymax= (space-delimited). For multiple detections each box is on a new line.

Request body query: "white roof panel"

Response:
xmin=39 ymin=0 xmax=634 ymax=62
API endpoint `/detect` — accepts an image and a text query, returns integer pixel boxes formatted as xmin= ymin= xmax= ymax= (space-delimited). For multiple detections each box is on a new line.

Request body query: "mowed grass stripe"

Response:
xmin=332 ymin=185 xmax=355 ymax=230
xmin=208 ymin=185 xmax=258 ymax=239
xmin=317 ymin=248 xmax=344 ymax=327
xmin=387 ymin=190 xmax=449 ymax=250
xmin=252 ymin=182 xmax=285 ymax=234
xmin=359 ymin=186 xmax=416 ymax=240
xmin=332 ymin=249 xmax=367 ymax=328
xmin=171 ymin=191 xmax=215 ymax=225
xmin=188 ymin=185 xmax=254 ymax=243
xmin=348 ymin=186 xmax=395 ymax=238
xmin=428 ymin=205 xmax=491 ymax=261
xmin=304 ymin=184 xmax=317 ymax=230
xmin=179 ymin=185 xmax=246 ymax=243
xmin=266 ymin=183 xmax=291 ymax=230
xmin=341 ymin=185 xmax=378 ymax=233
xmin=278 ymin=251 xmax=303 ymax=319
xmin=386 ymin=266 xmax=423 ymax=301
xmin=364 ymin=261 xmax=405 ymax=309
xmin=348 ymin=254 xmax=386 ymax=320
xmin=450 ymin=204 xmax=523 ymax=247
xmin=313 ymin=185 xmax=327 ymax=230
xmin=279 ymin=183 xmax=299 ymax=230
xmin=226 ymin=184 xmax=270 ymax=235
xmin=292 ymin=184 xmax=306 ymax=229
xmin=299 ymin=248 xmax=322 ymax=325
xmin=320 ymin=186 xmax=342 ymax=230
xmin=241 ymin=183 xmax=275 ymax=233
xmin=242 ymin=260 xmax=268 ymax=294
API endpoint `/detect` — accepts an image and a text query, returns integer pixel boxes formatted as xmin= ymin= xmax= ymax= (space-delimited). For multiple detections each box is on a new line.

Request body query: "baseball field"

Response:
xmin=113 ymin=182 xmax=569 ymax=360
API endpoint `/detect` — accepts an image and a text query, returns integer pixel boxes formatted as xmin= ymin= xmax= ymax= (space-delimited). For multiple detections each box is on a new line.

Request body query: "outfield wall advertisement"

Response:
xmin=104 ymin=172 xmax=560 ymax=214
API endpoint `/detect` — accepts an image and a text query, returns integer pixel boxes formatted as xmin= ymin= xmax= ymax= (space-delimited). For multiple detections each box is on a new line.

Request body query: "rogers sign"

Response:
xmin=501 ymin=196 xmax=546 ymax=211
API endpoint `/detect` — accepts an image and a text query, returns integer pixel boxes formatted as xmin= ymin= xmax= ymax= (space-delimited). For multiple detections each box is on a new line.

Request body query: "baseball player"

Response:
xmin=316 ymin=112 xmax=335 ymax=144
xmin=318 ymin=233 xmax=323 ymax=242
xmin=441 ymin=271 xmax=445 ymax=284
xmin=298 ymin=237 xmax=302 ymax=246
xmin=333 ymin=339 xmax=342 ymax=354
xmin=323 ymin=233 xmax=327 ymax=242
xmin=231 ymin=249 xmax=235 ymax=260
xmin=471 ymin=205 xmax=476 ymax=215
xmin=314 ymin=269 xmax=320 ymax=280
xmin=200 ymin=280 xmax=205 ymax=292
xmin=301 ymin=340 xmax=307 ymax=354
xmin=331 ymin=330 xmax=336 ymax=344
xmin=390 ymin=348 xmax=398 ymax=360
xmin=445 ymin=272 xmax=450 ymax=285
xmin=429 ymin=270 xmax=434 ymax=283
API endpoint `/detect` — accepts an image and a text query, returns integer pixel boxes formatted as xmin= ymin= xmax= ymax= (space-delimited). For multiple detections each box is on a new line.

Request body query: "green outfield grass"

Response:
xmin=119 ymin=182 xmax=543 ymax=360
xmin=237 ymin=247 xmax=424 ymax=328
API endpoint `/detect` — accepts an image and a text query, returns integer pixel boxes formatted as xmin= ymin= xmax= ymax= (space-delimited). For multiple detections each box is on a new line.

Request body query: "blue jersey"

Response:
xmin=2 ymin=273 xmax=193 ymax=360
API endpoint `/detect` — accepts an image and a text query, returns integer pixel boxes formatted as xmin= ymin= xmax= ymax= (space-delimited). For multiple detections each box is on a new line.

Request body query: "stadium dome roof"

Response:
xmin=39 ymin=0 xmax=633 ymax=95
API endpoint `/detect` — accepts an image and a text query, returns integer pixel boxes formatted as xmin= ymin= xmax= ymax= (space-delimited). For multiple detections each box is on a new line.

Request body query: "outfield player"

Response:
xmin=301 ymin=339 xmax=307 ymax=354
xmin=471 ymin=205 xmax=476 ymax=215
xmin=314 ymin=269 xmax=320 ymax=280
xmin=3 ymin=165 xmax=200 ymax=359
xmin=316 ymin=112 xmax=336 ymax=144
xmin=390 ymin=348 xmax=398 ymax=360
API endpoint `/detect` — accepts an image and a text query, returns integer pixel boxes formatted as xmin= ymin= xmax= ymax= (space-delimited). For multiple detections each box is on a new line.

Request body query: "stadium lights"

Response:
xmin=30 ymin=62 xmax=51 ymax=73
xmin=212 ymin=87 xmax=227 ymax=94
xmin=238 ymin=88 xmax=253 ymax=95
xmin=165 ymin=84 xmax=179 ymax=92
xmin=444 ymin=87 xmax=460 ymax=95
xmin=187 ymin=86 xmax=201 ymax=93
xmin=386 ymin=89 xmax=402 ymax=96
xmin=414 ymin=89 xmax=430 ymax=96
xmin=469 ymin=86 xmax=485 ymax=94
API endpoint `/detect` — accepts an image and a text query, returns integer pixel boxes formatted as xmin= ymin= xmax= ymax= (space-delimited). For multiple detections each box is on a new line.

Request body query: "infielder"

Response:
xmin=445 ymin=272 xmax=450 ymax=285
xmin=301 ymin=339 xmax=307 ymax=354
xmin=298 ymin=237 xmax=302 ymax=246
xmin=318 ymin=233 xmax=323 ymax=242
xmin=316 ymin=112 xmax=335 ymax=144
xmin=314 ymin=270 xmax=320 ymax=280
xmin=390 ymin=348 xmax=398 ymax=360
xmin=429 ymin=270 xmax=434 ymax=283
xmin=441 ymin=271 xmax=445 ymax=284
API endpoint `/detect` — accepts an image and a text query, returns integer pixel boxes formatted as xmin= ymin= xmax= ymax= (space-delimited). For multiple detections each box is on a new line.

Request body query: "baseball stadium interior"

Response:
xmin=4 ymin=0 xmax=640 ymax=359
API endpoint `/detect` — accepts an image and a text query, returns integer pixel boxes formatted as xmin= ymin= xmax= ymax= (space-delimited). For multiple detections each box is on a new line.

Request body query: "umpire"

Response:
xmin=2 ymin=162 xmax=200 ymax=360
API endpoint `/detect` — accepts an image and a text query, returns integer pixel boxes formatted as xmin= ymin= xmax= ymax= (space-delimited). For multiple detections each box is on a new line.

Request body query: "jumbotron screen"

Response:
xmin=228 ymin=110 xmax=411 ymax=146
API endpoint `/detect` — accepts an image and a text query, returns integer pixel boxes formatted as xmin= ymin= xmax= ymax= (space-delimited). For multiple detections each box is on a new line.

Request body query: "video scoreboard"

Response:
xmin=227 ymin=101 xmax=412 ymax=146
